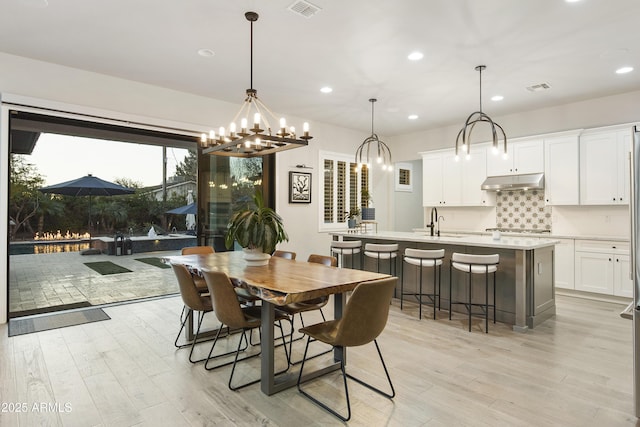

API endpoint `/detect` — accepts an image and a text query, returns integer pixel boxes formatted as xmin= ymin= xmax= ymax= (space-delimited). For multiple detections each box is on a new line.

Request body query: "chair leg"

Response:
xmin=493 ymin=271 xmax=497 ymax=324
xmin=485 ymin=268 xmax=489 ymax=333
xmin=400 ymin=260 xmax=405 ymax=310
xmin=468 ymin=272 xmax=472 ymax=333
xmin=449 ymin=263 xmax=453 ymax=321
xmin=288 ymin=311 xmax=332 ymax=366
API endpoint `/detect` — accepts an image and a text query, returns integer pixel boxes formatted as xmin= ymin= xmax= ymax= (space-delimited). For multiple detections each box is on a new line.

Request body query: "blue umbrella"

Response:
xmin=39 ymin=174 xmax=135 ymax=238
xmin=166 ymin=202 xmax=197 ymax=215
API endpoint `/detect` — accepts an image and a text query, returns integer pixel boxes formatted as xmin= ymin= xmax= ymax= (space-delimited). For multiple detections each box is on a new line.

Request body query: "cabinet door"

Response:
xmin=580 ymin=133 xmax=619 ymax=205
xmin=514 ymin=140 xmax=544 ymax=174
xmin=554 ymin=238 xmax=575 ymax=289
xmin=617 ymin=131 xmax=631 ymax=204
xmin=486 ymin=150 xmax=513 ymax=176
xmin=441 ymin=152 xmax=462 ymax=205
xmin=614 ymin=254 xmax=633 ymax=298
xmin=574 ymin=251 xmax=614 ymax=294
xmin=544 ymin=136 xmax=579 ymax=205
xmin=422 ymin=154 xmax=443 ymax=206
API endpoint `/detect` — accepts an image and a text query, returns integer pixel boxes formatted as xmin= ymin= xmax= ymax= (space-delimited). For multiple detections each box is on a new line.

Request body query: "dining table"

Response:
xmin=164 ymin=250 xmax=392 ymax=395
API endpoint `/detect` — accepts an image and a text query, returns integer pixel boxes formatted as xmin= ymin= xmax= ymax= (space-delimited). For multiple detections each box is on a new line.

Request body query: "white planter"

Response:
xmin=242 ymin=248 xmax=271 ymax=266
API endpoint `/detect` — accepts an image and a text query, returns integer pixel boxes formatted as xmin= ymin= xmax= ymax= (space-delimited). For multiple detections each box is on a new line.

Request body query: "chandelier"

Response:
xmin=355 ymin=98 xmax=393 ymax=171
xmin=455 ymin=65 xmax=507 ymax=160
xmin=200 ymin=11 xmax=312 ymax=157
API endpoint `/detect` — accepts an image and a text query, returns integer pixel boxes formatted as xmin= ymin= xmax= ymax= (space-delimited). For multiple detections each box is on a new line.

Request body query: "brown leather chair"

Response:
xmin=297 ymin=277 xmax=397 ymax=421
xmin=171 ymin=263 xmax=214 ymax=363
xmin=181 ymin=246 xmax=215 ymax=293
xmin=273 ymin=250 xmax=296 ymax=260
xmin=201 ymin=268 xmax=290 ymax=390
xmin=280 ymin=254 xmax=336 ymax=365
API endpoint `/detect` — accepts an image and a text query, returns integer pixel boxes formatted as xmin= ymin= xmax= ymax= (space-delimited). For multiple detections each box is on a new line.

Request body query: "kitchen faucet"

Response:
xmin=427 ymin=207 xmax=438 ymax=236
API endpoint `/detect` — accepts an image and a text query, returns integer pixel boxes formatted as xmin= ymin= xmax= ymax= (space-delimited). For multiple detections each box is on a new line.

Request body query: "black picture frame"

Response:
xmin=289 ymin=171 xmax=311 ymax=203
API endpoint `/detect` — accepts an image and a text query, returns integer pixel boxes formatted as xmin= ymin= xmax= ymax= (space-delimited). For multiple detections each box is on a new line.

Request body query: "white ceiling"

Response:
xmin=1 ymin=0 xmax=639 ymax=136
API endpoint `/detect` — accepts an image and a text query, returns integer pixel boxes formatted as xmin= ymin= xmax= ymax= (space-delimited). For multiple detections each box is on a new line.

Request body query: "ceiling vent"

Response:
xmin=526 ymin=83 xmax=551 ymax=92
xmin=287 ymin=0 xmax=321 ymax=18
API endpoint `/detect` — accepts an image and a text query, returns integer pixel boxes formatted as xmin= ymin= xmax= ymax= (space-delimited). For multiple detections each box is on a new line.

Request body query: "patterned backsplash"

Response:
xmin=495 ymin=189 xmax=552 ymax=230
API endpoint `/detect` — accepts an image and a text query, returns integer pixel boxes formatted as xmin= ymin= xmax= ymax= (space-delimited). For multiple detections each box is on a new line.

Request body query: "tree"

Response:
xmin=9 ymin=155 xmax=44 ymax=240
xmin=174 ymin=150 xmax=197 ymax=182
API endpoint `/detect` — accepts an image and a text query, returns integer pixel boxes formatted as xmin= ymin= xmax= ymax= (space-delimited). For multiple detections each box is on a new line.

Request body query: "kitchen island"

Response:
xmin=330 ymin=231 xmax=559 ymax=332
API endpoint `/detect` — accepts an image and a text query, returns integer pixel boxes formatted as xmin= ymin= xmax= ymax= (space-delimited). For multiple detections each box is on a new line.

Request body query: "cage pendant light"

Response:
xmin=455 ymin=65 xmax=507 ymax=160
xmin=355 ymin=98 xmax=393 ymax=171
xmin=201 ymin=11 xmax=312 ymax=157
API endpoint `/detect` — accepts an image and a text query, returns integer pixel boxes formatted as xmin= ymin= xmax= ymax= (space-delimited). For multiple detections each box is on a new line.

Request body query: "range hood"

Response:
xmin=481 ymin=173 xmax=544 ymax=191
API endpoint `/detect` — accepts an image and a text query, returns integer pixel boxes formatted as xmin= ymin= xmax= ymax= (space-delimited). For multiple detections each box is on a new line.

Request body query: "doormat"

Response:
xmin=84 ymin=261 xmax=132 ymax=275
xmin=8 ymin=308 xmax=110 ymax=337
xmin=9 ymin=301 xmax=92 ymax=318
xmin=135 ymin=257 xmax=170 ymax=269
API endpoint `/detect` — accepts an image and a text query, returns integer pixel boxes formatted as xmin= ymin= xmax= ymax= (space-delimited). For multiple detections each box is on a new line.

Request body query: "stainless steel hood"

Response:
xmin=481 ymin=173 xmax=544 ymax=191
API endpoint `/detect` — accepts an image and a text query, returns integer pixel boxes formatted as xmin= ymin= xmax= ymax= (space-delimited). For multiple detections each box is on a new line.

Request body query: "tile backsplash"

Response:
xmin=495 ymin=190 xmax=552 ymax=230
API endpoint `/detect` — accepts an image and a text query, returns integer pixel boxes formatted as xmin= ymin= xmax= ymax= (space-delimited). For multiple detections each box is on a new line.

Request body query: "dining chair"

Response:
xmin=201 ymin=268 xmax=290 ymax=390
xmin=181 ymin=245 xmax=214 ymax=293
xmin=296 ymin=277 xmax=397 ymax=421
xmin=273 ymin=250 xmax=297 ymax=260
xmin=279 ymin=254 xmax=336 ymax=365
xmin=171 ymin=263 xmax=217 ymax=362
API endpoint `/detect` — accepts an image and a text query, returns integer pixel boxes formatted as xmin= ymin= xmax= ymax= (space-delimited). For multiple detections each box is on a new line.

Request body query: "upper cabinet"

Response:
xmin=579 ymin=129 xmax=631 ymax=205
xmin=422 ymin=147 xmax=494 ymax=207
xmin=486 ymin=139 xmax=544 ymax=176
xmin=544 ymin=134 xmax=580 ymax=205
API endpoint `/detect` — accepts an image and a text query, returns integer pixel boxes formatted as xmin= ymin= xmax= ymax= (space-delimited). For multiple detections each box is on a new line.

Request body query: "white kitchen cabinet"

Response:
xmin=554 ymin=238 xmax=575 ymax=289
xmin=579 ymin=129 xmax=631 ymax=205
xmin=574 ymin=240 xmax=631 ymax=296
xmin=422 ymin=148 xmax=492 ymax=207
xmin=544 ymin=135 xmax=580 ymax=205
xmin=486 ymin=139 xmax=544 ymax=176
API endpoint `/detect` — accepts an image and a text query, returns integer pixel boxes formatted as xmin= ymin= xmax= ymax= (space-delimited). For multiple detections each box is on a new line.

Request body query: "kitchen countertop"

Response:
xmin=411 ymin=228 xmax=630 ymax=242
xmin=331 ymin=230 xmax=558 ymax=250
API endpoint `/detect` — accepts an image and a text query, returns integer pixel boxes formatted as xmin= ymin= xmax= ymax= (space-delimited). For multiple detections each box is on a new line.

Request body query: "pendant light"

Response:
xmin=355 ymin=98 xmax=393 ymax=171
xmin=455 ymin=65 xmax=507 ymax=160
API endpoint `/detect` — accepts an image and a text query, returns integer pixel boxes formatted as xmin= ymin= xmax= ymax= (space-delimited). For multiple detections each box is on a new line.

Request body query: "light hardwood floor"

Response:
xmin=0 ymin=294 xmax=637 ymax=426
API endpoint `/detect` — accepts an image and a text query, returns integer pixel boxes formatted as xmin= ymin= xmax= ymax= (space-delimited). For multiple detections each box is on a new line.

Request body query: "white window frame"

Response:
xmin=318 ymin=150 xmax=370 ymax=232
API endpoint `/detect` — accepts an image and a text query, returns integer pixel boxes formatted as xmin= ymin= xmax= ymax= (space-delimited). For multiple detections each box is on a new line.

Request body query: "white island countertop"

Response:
xmin=330 ymin=230 xmax=559 ymax=250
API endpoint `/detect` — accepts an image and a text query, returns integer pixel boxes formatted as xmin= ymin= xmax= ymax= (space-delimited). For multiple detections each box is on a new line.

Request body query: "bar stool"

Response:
xmin=449 ymin=253 xmax=499 ymax=333
xmin=330 ymin=240 xmax=362 ymax=268
xmin=363 ymin=243 xmax=399 ymax=276
xmin=401 ymin=248 xmax=445 ymax=319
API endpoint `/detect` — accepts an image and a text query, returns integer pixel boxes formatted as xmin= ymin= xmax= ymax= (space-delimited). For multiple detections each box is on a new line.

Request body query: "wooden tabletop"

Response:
xmin=164 ymin=251 xmax=391 ymax=305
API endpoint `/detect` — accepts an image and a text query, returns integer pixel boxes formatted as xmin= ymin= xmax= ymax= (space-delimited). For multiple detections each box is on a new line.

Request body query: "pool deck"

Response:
xmin=8 ymin=249 xmax=181 ymax=315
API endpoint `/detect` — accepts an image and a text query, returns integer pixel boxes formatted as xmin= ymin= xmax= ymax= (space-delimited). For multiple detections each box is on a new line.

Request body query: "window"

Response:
xmin=319 ymin=151 xmax=369 ymax=231
xmin=395 ymin=162 xmax=413 ymax=192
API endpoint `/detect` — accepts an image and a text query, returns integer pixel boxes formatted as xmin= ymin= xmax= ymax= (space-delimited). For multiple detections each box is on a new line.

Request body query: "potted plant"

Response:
xmin=344 ymin=208 xmax=360 ymax=229
xmin=361 ymin=189 xmax=375 ymax=220
xmin=225 ymin=189 xmax=289 ymax=266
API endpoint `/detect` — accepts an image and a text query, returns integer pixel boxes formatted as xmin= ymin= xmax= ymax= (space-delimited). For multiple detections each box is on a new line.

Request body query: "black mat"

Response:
xmin=9 ymin=301 xmax=92 ymax=318
xmin=135 ymin=257 xmax=170 ymax=269
xmin=8 ymin=308 xmax=110 ymax=337
xmin=84 ymin=261 xmax=132 ymax=275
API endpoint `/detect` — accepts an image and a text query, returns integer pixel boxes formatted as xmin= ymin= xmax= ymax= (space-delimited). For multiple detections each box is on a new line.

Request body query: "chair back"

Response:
xmin=405 ymin=248 xmax=445 ymax=259
xmin=202 ymin=268 xmax=253 ymax=329
xmin=334 ymin=277 xmax=397 ymax=347
xmin=308 ymin=254 xmax=337 ymax=267
xmin=171 ymin=263 xmax=209 ymax=311
xmin=181 ymin=246 xmax=215 ymax=255
xmin=451 ymin=253 xmax=499 ymax=265
xmin=273 ymin=250 xmax=297 ymax=260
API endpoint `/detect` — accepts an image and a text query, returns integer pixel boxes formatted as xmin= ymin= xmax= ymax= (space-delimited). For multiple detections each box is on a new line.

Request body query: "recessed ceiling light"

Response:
xmin=197 ymin=49 xmax=215 ymax=57
xmin=616 ymin=66 xmax=634 ymax=74
xmin=408 ymin=114 xmax=418 ymax=120
xmin=320 ymin=86 xmax=333 ymax=93
xmin=491 ymin=95 xmax=504 ymax=101
xmin=408 ymin=52 xmax=424 ymax=61
xmin=19 ymin=0 xmax=48 ymax=8
xmin=565 ymin=0 xmax=581 ymax=3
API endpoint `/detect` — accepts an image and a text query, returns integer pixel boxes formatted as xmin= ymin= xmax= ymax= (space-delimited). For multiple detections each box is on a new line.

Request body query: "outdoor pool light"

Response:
xmin=355 ymin=98 xmax=393 ymax=172
xmin=455 ymin=65 xmax=507 ymax=161
xmin=201 ymin=11 xmax=312 ymax=157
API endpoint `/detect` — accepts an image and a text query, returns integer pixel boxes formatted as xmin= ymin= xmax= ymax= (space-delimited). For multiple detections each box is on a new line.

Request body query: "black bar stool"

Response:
xmin=401 ymin=248 xmax=445 ymax=319
xmin=449 ymin=253 xmax=499 ymax=333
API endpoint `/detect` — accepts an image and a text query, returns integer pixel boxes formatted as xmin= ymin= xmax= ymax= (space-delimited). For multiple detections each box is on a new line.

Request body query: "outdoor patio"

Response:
xmin=8 ymin=249 xmax=182 ymax=315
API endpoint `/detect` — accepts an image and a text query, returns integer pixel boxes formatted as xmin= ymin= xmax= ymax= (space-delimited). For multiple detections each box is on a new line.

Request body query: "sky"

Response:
xmin=28 ymin=133 xmax=190 ymax=187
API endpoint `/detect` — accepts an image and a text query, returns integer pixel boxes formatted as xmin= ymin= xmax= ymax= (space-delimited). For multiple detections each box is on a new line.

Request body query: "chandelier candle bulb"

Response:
xmin=254 ymin=113 xmax=261 ymax=127
xmin=240 ymin=118 xmax=248 ymax=133
xmin=200 ymin=133 xmax=207 ymax=147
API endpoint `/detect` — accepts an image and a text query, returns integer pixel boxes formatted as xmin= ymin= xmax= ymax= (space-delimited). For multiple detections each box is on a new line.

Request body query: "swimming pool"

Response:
xmin=9 ymin=241 xmax=91 ymax=255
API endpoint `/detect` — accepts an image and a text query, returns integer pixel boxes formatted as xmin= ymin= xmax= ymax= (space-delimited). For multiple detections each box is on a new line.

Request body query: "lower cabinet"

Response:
xmin=554 ymin=238 xmax=575 ymax=290
xmin=574 ymin=240 xmax=631 ymax=297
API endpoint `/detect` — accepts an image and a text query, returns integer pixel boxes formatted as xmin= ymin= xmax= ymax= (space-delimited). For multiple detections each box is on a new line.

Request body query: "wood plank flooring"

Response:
xmin=0 ymin=294 xmax=637 ymax=426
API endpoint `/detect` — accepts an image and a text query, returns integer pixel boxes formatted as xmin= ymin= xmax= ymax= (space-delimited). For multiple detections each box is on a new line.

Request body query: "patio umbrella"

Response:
xmin=165 ymin=202 xmax=197 ymax=215
xmin=185 ymin=190 xmax=196 ymax=231
xmin=39 ymin=174 xmax=135 ymax=240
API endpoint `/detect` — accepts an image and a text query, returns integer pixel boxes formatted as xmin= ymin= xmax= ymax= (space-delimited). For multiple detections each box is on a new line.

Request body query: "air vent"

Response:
xmin=526 ymin=83 xmax=551 ymax=92
xmin=287 ymin=0 xmax=321 ymax=18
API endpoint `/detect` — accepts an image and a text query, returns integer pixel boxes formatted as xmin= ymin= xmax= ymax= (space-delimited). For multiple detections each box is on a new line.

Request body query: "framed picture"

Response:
xmin=289 ymin=171 xmax=312 ymax=203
